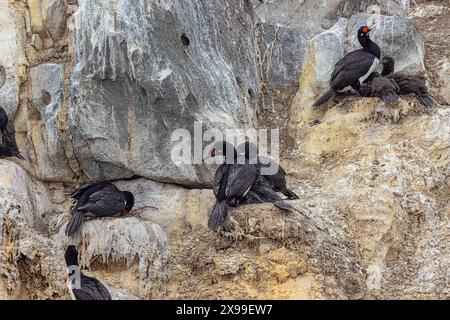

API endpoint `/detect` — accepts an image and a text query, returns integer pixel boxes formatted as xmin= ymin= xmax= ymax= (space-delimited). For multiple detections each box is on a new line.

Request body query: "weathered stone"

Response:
xmin=0 ymin=1 xmax=27 ymax=116
xmin=0 ymin=161 xmax=67 ymax=299
xmin=355 ymin=0 xmax=410 ymax=15
xmin=57 ymin=217 xmax=171 ymax=299
xmin=43 ymin=0 xmax=68 ymax=43
xmin=68 ymin=0 xmax=260 ymax=186
xmin=30 ymin=64 xmax=74 ymax=181
xmin=31 ymin=33 xmax=43 ymax=50
xmin=437 ymin=59 xmax=450 ymax=103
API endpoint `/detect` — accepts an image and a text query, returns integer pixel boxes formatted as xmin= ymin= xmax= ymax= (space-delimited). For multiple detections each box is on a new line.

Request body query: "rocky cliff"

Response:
xmin=0 ymin=0 xmax=448 ymax=300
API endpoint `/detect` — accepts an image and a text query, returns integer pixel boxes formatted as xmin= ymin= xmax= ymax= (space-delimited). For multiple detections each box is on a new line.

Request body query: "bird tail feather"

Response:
xmin=313 ymin=89 xmax=335 ymax=108
xmin=65 ymin=210 xmax=85 ymax=236
xmin=274 ymin=201 xmax=294 ymax=213
xmin=416 ymin=94 xmax=435 ymax=108
xmin=282 ymin=189 xmax=299 ymax=200
xmin=208 ymin=201 xmax=228 ymax=231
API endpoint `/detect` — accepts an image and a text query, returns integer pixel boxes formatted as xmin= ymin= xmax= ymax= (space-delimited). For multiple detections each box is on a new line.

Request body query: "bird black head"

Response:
xmin=122 ymin=191 xmax=134 ymax=215
xmin=357 ymin=25 xmax=380 ymax=59
xmin=381 ymin=56 xmax=395 ymax=76
xmin=65 ymin=245 xmax=79 ymax=267
xmin=0 ymin=107 xmax=8 ymax=131
xmin=210 ymin=141 xmax=237 ymax=161
xmin=358 ymin=26 xmax=371 ymax=37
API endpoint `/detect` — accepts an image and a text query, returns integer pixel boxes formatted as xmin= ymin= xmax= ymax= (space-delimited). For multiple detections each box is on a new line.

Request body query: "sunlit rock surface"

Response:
xmin=0 ymin=0 xmax=448 ymax=300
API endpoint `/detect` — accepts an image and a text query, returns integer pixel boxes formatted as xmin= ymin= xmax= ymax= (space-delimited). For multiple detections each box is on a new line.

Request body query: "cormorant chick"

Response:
xmin=382 ymin=56 xmax=435 ymax=108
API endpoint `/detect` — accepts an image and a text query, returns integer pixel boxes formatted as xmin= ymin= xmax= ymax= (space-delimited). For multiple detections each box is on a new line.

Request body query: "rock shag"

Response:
xmin=314 ymin=26 xmax=381 ymax=107
xmin=65 ymin=182 xmax=135 ymax=236
xmin=208 ymin=141 xmax=257 ymax=231
xmin=65 ymin=245 xmax=112 ymax=300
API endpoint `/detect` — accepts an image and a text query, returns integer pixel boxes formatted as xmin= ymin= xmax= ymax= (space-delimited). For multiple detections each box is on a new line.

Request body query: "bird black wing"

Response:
xmin=71 ymin=182 xmax=108 ymax=200
xmin=213 ymin=164 xmax=228 ymax=198
xmin=330 ymin=50 xmax=377 ymax=90
xmin=0 ymin=122 xmax=23 ymax=159
xmin=387 ymin=73 xmax=428 ymax=95
xmin=77 ymin=184 xmax=125 ymax=216
xmin=225 ymin=164 xmax=257 ymax=199
xmin=256 ymin=156 xmax=286 ymax=193
xmin=72 ymin=273 xmax=112 ymax=300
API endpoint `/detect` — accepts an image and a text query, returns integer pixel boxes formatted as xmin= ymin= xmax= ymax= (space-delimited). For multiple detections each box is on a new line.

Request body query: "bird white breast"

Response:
xmin=67 ymin=279 xmax=76 ymax=300
xmin=359 ymin=58 xmax=379 ymax=84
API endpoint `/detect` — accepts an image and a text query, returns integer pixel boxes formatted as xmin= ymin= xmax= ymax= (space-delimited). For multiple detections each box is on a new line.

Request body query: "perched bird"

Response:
xmin=314 ymin=26 xmax=381 ymax=107
xmin=65 ymin=182 xmax=135 ymax=236
xmin=65 ymin=245 xmax=112 ymax=300
xmin=369 ymin=75 xmax=400 ymax=103
xmin=381 ymin=56 xmax=435 ymax=108
xmin=208 ymin=141 xmax=257 ymax=231
xmin=241 ymin=141 xmax=299 ymax=199
xmin=0 ymin=107 xmax=24 ymax=160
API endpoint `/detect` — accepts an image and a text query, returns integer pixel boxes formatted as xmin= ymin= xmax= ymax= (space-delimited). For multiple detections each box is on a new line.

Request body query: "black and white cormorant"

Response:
xmin=381 ymin=56 xmax=435 ymax=108
xmin=65 ymin=245 xmax=112 ymax=300
xmin=65 ymin=182 xmax=135 ymax=236
xmin=241 ymin=141 xmax=299 ymax=200
xmin=0 ymin=107 xmax=24 ymax=160
xmin=313 ymin=26 xmax=381 ymax=107
xmin=208 ymin=141 xmax=257 ymax=231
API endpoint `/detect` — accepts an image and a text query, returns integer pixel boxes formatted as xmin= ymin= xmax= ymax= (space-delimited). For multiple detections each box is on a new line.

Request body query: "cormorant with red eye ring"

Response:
xmin=208 ymin=141 xmax=257 ymax=231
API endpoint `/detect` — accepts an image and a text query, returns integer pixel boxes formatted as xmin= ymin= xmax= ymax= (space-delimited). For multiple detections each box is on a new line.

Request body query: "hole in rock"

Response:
xmin=41 ymin=90 xmax=52 ymax=106
xmin=181 ymin=33 xmax=190 ymax=47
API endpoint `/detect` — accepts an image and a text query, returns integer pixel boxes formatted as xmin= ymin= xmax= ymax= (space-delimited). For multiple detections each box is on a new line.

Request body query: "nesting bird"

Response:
xmin=0 ymin=107 xmax=24 ymax=160
xmin=208 ymin=141 xmax=257 ymax=230
xmin=65 ymin=246 xmax=112 ymax=300
xmin=381 ymin=56 xmax=435 ymax=108
xmin=65 ymin=182 xmax=135 ymax=236
xmin=314 ymin=26 xmax=381 ymax=107
xmin=242 ymin=141 xmax=299 ymax=200
xmin=366 ymin=75 xmax=401 ymax=103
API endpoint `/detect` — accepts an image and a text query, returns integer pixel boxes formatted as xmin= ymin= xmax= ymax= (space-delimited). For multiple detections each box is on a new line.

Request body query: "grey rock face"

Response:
xmin=44 ymin=0 xmax=68 ymax=43
xmin=69 ymin=0 xmax=260 ymax=186
xmin=0 ymin=1 xmax=26 ymax=117
xmin=355 ymin=0 xmax=410 ymax=15
xmin=30 ymin=64 xmax=74 ymax=181
xmin=347 ymin=13 xmax=424 ymax=73
xmin=254 ymin=0 xmax=354 ymax=130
